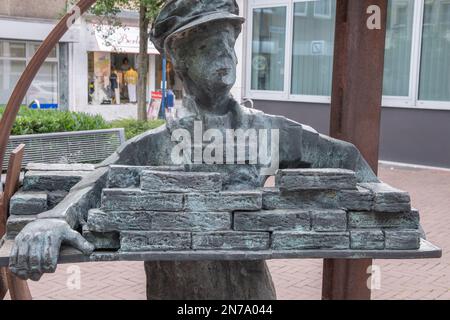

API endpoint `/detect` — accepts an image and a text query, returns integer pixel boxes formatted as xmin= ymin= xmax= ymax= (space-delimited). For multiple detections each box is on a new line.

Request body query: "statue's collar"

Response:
xmin=168 ymin=95 xmax=243 ymax=130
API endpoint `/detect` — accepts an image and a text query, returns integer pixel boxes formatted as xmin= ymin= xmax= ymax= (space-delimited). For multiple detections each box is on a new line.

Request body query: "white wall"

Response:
xmin=0 ymin=18 xmax=79 ymax=42
xmin=231 ymin=0 xmax=247 ymax=103
xmin=69 ymin=19 xmax=89 ymax=110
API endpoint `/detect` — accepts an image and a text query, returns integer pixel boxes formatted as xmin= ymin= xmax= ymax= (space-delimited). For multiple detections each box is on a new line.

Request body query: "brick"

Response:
xmin=6 ymin=215 xmax=38 ymax=239
xmin=23 ymin=171 xmax=84 ymax=192
xmin=26 ymin=163 xmax=95 ymax=172
xmin=107 ymin=165 xmax=185 ymax=188
xmin=87 ymin=209 xmax=152 ymax=232
xmin=338 ymin=186 xmax=374 ymax=211
xmin=350 ymin=230 xmax=385 ymax=250
xmin=47 ymin=191 xmax=68 ymax=209
xmin=192 ymin=232 xmax=270 ymax=250
xmin=385 ymin=230 xmax=421 ymax=250
xmin=233 ymin=210 xmax=310 ymax=232
xmin=9 ymin=192 xmax=48 ymax=215
xmin=141 ymin=171 xmax=222 ymax=193
xmin=262 ymin=188 xmax=339 ymax=210
xmin=272 ymin=232 xmax=350 ymax=250
xmin=311 ymin=210 xmax=347 ymax=232
xmin=276 ymin=169 xmax=357 ymax=191
xmin=185 ymin=164 xmax=261 ymax=190
xmin=360 ymin=183 xmax=411 ymax=213
xmin=120 ymin=231 xmax=191 ymax=252
xmin=185 ymin=191 xmax=262 ymax=212
xmin=348 ymin=211 xmax=420 ymax=229
xmin=152 ymin=212 xmax=231 ymax=232
xmin=101 ymin=189 xmax=183 ymax=212
xmin=82 ymin=227 xmax=120 ymax=250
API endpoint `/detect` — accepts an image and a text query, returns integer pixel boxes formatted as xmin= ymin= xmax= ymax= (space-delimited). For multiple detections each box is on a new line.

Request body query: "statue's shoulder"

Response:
xmin=238 ymin=105 xmax=318 ymax=134
xmin=115 ymin=123 xmax=169 ymax=154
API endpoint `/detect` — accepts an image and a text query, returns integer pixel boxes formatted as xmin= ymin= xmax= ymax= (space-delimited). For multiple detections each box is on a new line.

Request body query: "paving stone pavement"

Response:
xmin=4 ymin=163 xmax=450 ymax=300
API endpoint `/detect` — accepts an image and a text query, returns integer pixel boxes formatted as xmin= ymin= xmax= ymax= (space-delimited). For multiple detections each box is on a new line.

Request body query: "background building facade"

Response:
xmin=0 ymin=0 xmax=70 ymax=109
xmin=1 ymin=0 xmax=449 ymax=168
xmin=240 ymin=0 xmax=450 ymax=168
xmin=0 ymin=0 xmax=162 ymax=116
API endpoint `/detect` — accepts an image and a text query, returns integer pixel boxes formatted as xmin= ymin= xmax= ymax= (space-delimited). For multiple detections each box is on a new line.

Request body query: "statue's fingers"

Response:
xmin=29 ymin=238 xmax=42 ymax=269
xmin=64 ymin=229 xmax=95 ymax=255
xmin=42 ymin=234 xmax=58 ymax=273
xmin=15 ymin=241 xmax=31 ymax=280
xmin=8 ymin=244 xmax=19 ymax=272
xmin=27 ymin=237 xmax=44 ymax=282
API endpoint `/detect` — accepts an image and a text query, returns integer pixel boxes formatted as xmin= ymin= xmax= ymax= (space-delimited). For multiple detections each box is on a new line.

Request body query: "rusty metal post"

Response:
xmin=0 ymin=0 xmax=97 ymax=172
xmin=323 ymin=0 xmax=388 ymax=300
xmin=0 ymin=144 xmax=32 ymax=300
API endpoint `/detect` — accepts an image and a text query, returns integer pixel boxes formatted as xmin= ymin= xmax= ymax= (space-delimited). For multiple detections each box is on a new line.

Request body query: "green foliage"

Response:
xmin=92 ymin=0 xmax=166 ymax=22
xmin=0 ymin=107 xmax=166 ymax=140
xmin=110 ymin=118 xmax=165 ymax=140
xmin=0 ymin=107 xmax=110 ymax=136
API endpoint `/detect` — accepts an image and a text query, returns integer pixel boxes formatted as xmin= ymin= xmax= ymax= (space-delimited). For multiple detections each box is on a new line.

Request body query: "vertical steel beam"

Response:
xmin=324 ymin=0 xmax=388 ymax=300
xmin=0 ymin=144 xmax=32 ymax=300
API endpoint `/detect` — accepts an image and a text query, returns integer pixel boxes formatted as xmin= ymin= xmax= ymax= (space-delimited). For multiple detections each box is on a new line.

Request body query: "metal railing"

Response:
xmin=2 ymin=128 xmax=126 ymax=171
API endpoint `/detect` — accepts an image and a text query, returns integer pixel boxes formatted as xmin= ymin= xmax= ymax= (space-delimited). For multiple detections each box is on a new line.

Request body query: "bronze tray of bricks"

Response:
xmin=0 ymin=167 xmax=442 ymax=266
xmin=0 ymin=238 xmax=442 ymax=267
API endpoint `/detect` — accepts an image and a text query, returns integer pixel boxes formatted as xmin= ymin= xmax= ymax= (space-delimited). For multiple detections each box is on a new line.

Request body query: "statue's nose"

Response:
xmin=216 ymin=68 xmax=230 ymax=77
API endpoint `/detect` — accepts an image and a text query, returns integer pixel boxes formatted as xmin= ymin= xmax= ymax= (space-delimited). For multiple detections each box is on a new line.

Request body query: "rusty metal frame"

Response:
xmin=0 ymin=144 xmax=32 ymax=300
xmin=325 ymin=0 xmax=389 ymax=300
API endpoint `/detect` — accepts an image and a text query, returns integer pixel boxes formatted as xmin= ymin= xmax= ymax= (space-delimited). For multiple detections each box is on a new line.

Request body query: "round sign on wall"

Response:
xmin=252 ymin=55 xmax=268 ymax=71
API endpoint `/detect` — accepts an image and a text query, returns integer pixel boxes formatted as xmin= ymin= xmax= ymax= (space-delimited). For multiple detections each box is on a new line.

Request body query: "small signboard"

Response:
xmin=148 ymin=91 xmax=162 ymax=120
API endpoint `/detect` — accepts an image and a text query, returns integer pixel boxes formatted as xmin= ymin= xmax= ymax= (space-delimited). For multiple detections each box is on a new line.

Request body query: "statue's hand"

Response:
xmin=9 ymin=219 xmax=94 ymax=281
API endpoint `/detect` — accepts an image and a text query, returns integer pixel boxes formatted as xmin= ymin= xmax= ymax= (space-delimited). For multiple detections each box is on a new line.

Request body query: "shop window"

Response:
xmin=314 ymin=0 xmax=332 ymax=19
xmin=419 ymin=0 xmax=450 ymax=102
xmin=291 ymin=0 xmax=336 ymax=96
xmin=0 ymin=41 xmax=26 ymax=58
xmin=0 ymin=60 xmax=26 ymax=104
xmin=155 ymin=55 xmax=184 ymax=101
xmin=250 ymin=6 xmax=287 ymax=91
xmin=27 ymin=61 xmax=58 ymax=105
xmin=383 ymin=0 xmax=415 ymax=97
xmin=88 ymin=52 xmax=151 ymax=105
xmin=29 ymin=43 xmax=57 ymax=59
xmin=0 ymin=39 xmax=58 ymax=106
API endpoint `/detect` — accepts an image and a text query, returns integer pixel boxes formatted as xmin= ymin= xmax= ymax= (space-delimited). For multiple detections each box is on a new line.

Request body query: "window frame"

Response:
xmin=314 ymin=0 xmax=333 ymax=19
xmin=0 ymin=39 xmax=59 ymax=105
xmin=246 ymin=0 xmax=292 ymax=100
xmin=245 ymin=0 xmax=450 ymax=111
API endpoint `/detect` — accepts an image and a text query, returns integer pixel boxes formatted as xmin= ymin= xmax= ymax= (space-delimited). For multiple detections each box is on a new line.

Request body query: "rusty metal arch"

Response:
xmin=0 ymin=0 xmax=98 ymax=171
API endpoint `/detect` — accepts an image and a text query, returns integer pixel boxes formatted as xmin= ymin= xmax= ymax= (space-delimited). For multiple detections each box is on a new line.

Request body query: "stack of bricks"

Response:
xmin=6 ymin=164 xmax=94 ymax=239
xmin=83 ymin=166 xmax=421 ymax=252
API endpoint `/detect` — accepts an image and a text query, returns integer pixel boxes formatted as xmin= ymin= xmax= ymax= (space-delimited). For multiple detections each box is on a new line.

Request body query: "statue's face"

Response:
xmin=169 ymin=21 xmax=240 ymax=105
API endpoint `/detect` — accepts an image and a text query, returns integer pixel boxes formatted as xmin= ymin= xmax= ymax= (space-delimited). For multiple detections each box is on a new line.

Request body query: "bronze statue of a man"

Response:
xmin=9 ymin=0 xmax=378 ymax=299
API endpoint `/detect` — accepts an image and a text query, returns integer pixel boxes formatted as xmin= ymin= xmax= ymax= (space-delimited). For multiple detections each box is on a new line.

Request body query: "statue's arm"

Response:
xmin=37 ymin=124 xmax=170 ymax=227
xmin=276 ymin=116 xmax=379 ymax=183
xmin=9 ymin=125 xmax=169 ymax=281
xmin=301 ymin=125 xmax=379 ymax=183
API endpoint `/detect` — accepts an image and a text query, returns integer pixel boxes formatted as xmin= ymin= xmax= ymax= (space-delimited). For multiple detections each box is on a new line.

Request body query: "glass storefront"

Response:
xmin=419 ymin=0 xmax=450 ymax=102
xmin=248 ymin=0 xmax=450 ymax=107
xmin=251 ymin=6 xmax=287 ymax=92
xmin=0 ymin=39 xmax=58 ymax=106
xmin=155 ymin=55 xmax=184 ymax=101
xmin=88 ymin=51 xmax=141 ymax=105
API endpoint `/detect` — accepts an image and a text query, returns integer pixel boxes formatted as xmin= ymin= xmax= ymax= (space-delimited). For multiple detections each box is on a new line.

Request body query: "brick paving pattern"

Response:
xmin=4 ymin=164 xmax=450 ymax=300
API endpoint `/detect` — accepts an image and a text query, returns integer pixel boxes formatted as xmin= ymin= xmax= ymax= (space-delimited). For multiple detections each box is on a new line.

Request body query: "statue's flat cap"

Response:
xmin=151 ymin=0 xmax=245 ymax=53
